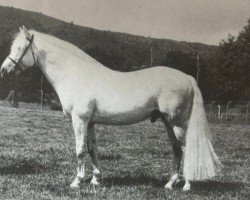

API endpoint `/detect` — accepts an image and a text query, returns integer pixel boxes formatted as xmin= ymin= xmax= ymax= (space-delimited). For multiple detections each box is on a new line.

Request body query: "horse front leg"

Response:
xmin=70 ymin=115 xmax=88 ymax=188
xmin=87 ymin=123 xmax=101 ymax=186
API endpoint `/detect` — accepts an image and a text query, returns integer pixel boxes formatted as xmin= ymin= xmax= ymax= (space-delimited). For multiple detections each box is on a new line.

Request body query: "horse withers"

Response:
xmin=0 ymin=26 xmax=222 ymax=191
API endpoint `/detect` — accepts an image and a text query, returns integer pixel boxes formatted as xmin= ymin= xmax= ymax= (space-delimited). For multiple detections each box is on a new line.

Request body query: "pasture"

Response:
xmin=0 ymin=106 xmax=249 ymax=199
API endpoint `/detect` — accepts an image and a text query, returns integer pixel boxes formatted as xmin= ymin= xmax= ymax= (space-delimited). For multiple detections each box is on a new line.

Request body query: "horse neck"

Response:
xmin=34 ymin=34 xmax=93 ymax=90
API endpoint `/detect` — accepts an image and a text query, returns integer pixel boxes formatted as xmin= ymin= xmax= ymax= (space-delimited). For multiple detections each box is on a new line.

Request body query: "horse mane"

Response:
xmin=29 ymin=30 xmax=100 ymax=65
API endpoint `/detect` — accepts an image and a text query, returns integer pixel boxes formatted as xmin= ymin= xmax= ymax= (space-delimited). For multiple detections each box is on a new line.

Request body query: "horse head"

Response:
xmin=1 ymin=26 xmax=36 ymax=77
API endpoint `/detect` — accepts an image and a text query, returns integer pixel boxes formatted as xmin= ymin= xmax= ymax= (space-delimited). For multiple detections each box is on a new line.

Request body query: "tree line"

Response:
xmin=0 ymin=6 xmax=248 ymax=103
xmin=201 ymin=18 xmax=250 ymax=102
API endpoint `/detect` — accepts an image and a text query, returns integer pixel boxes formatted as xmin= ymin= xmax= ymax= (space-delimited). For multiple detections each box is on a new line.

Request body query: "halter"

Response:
xmin=8 ymin=34 xmax=36 ymax=73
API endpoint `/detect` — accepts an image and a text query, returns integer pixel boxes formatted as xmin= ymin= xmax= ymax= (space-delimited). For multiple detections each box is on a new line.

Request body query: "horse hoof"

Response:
xmin=174 ymin=178 xmax=181 ymax=185
xmin=70 ymin=178 xmax=81 ymax=188
xmin=90 ymin=176 xmax=100 ymax=186
xmin=70 ymin=182 xmax=80 ymax=188
xmin=182 ymin=185 xmax=191 ymax=191
xmin=164 ymin=183 xmax=173 ymax=190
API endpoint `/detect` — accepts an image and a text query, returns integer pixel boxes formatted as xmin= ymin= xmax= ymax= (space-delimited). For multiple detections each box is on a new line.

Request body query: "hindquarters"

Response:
xmin=157 ymin=75 xmax=221 ymax=190
xmin=157 ymin=77 xmax=193 ymax=129
xmin=156 ymin=77 xmax=193 ymax=190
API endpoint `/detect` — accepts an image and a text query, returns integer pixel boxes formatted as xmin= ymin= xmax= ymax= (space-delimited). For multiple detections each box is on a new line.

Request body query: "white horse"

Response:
xmin=1 ymin=26 xmax=221 ymax=191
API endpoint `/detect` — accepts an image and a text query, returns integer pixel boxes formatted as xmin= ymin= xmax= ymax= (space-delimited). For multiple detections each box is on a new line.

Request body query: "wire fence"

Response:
xmin=205 ymin=101 xmax=250 ymax=124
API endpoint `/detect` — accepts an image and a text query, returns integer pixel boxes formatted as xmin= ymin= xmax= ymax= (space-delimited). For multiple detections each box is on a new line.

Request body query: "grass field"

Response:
xmin=0 ymin=106 xmax=249 ymax=199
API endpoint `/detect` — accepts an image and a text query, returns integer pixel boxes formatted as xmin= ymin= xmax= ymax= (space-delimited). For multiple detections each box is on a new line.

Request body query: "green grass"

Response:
xmin=0 ymin=106 xmax=249 ymax=199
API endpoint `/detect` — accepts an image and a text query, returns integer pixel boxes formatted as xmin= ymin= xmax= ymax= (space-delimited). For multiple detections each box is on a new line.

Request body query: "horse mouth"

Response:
xmin=0 ymin=68 xmax=7 ymax=77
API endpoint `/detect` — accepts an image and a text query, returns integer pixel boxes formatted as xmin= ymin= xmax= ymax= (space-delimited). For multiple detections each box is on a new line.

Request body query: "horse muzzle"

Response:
xmin=0 ymin=67 xmax=8 ymax=78
xmin=0 ymin=63 xmax=14 ymax=78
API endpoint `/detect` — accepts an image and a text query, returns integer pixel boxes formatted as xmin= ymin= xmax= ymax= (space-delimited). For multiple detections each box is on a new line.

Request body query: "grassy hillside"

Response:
xmin=0 ymin=6 xmax=217 ymax=70
xmin=0 ymin=5 xmax=217 ymax=102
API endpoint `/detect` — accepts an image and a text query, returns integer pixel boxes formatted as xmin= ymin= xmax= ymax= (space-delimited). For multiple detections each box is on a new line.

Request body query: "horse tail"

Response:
xmin=183 ymin=77 xmax=222 ymax=181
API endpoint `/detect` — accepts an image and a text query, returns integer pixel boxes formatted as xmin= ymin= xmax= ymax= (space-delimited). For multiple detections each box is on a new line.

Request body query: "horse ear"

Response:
xmin=21 ymin=25 xmax=31 ymax=38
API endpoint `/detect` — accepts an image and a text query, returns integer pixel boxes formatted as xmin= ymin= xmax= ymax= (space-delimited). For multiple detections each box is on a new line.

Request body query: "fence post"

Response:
xmin=217 ymin=104 xmax=226 ymax=123
xmin=246 ymin=102 xmax=249 ymax=123
xmin=217 ymin=104 xmax=223 ymax=123
xmin=226 ymin=100 xmax=232 ymax=122
xmin=40 ymin=75 xmax=44 ymax=109
xmin=11 ymin=90 xmax=15 ymax=105
xmin=209 ymin=101 xmax=215 ymax=119
xmin=217 ymin=105 xmax=221 ymax=119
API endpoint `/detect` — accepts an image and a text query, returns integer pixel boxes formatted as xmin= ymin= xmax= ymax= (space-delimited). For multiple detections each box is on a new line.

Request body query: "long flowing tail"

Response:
xmin=184 ymin=77 xmax=222 ymax=181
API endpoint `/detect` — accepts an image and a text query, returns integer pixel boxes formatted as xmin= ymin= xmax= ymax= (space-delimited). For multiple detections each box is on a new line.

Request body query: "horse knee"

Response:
xmin=77 ymin=147 xmax=86 ymax=159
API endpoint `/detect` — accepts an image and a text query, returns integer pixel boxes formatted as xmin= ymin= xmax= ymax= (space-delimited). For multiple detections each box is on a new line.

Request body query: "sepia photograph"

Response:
xmin=0 ymin=0 xmax=249 ymax=199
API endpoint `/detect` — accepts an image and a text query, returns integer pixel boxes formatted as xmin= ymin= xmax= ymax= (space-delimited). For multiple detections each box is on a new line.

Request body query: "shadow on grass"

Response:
xmin=103 ymin=174 xmax=245 ymax=193
xmin=98 ymin=153 xmax=122 ymax=161
xmin=103 ymin=174 xmax=166 ymax=187
xmin=190 ymin=181 xmax=246 ymax=193
xmin=0 ymin=159 xmax=48 ymax=175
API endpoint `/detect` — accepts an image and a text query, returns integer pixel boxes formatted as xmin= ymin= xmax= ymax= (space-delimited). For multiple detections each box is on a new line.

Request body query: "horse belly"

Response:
xmin=91 ymin=100 xmax=157 ymax=125
xmin=91 ymin=109 xmax=153 ymax=125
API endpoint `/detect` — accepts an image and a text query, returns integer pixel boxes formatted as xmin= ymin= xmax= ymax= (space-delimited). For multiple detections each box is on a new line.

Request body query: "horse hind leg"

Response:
xmin=161 ymin=115 xmax=183 ymax=190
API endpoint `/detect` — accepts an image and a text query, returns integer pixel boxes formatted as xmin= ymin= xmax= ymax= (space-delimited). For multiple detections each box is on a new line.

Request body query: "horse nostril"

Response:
xmin=1 ymin=68 xmax=7 ymax=77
